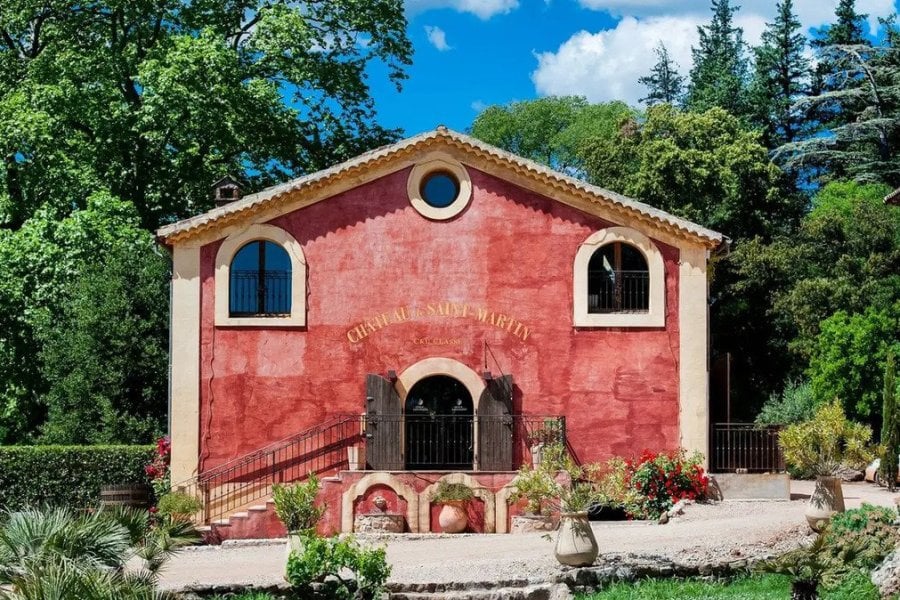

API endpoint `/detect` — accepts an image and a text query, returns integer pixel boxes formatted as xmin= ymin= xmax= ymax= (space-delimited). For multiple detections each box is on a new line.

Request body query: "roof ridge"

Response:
xmin=156 ymin=127 xmax=725 ymax=247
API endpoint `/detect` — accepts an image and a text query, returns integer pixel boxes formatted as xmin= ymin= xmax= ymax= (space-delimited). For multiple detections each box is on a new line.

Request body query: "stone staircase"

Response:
xmin=197 ymin=498 xmax=286 ymax=544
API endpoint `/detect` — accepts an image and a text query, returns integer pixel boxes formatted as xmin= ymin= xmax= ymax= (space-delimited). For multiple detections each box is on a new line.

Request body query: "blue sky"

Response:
xmin=368 ymin=0 xmax=899 ymax=136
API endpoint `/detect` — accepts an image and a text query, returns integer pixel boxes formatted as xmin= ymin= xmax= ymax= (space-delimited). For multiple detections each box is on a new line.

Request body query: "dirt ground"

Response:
xmin=156 ymin=480 xmax=899 ymax=592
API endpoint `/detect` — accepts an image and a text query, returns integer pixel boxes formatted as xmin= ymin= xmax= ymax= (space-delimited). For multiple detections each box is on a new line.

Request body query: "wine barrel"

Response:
xmin=99 ymin=484 xmax=151 ymax=509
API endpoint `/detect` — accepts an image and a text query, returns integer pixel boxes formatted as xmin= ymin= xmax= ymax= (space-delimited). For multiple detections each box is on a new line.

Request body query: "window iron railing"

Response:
xmin=229 ymin=270 xmax=291 ymax=316
xmin=587 ymin=269 xmax=649 ymax=313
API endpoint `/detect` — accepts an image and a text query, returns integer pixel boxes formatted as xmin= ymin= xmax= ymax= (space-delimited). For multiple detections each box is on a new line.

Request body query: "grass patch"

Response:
xmin=576 ymin=573 xmax=880 ymax=599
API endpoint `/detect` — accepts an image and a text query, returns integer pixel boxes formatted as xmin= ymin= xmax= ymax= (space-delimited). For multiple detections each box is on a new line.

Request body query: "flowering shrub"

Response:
xmin=627 ymin=449 xmax=709 ymax=519
xmin=145 ymin=436 xmax=171 ymax=500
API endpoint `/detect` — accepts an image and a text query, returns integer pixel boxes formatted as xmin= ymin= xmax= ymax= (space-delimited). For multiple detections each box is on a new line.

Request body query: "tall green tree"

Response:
xmin=582 ymin=104 xmax=800 ymax=241
xmin=0 ymin=0 xmax=412 ymax=229
xmin=639 ymin=43 xmax=685 ymax=106
xmin=880 ymin=351 xmax=898 ymax=491
xmin=685 ymin=0 xmax=750 ymax=116
xmin=776 ymin=26 xmax=900 ymax=185
xmin=0 ymin=194 xmax=168 ymax=443
xmin=748 ymin=0 xmax=810 ymax=147
xmin=469 ymin=97 xmax=636 ymax=174
xmin=725 ymin=181 xmax=900 ymax=414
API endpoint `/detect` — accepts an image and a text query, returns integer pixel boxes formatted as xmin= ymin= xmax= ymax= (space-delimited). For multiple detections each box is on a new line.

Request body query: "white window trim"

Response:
xmin=573 ymin=226 xmax=665 ymax=328
xmin=214 ymin=223 xmax=307 ymax=327
xmin=407 ymin=157 xmax=473 ymax=220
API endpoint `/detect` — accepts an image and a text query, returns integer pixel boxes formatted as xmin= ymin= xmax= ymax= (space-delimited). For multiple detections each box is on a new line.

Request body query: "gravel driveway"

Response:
xmin=156 ymin=480 xmax=899 ymax=593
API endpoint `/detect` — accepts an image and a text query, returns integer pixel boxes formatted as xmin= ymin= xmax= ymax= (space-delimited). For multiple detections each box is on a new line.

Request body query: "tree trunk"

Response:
xmin=791 ymin=580 xmax=818 ymax=600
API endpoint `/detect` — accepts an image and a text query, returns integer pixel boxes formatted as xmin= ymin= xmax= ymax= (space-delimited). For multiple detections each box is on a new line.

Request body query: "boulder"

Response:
xmin=872 ymin=549 xmax=900 ymax=598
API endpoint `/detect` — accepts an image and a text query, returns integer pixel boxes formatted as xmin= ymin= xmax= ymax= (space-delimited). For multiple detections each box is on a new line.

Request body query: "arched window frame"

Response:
xmin=573 ymin=227 xmax=665 ymax=327
xmin=215 ymin=224 xmax=307 ymax=327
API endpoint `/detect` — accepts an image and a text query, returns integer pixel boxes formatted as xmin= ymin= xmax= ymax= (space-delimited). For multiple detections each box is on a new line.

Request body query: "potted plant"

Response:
xmin=527 ymin=420 xmax=563 ymax=468
xmin=347 ymin=445 xmax=365 ymax=471
xmin=430 ymin=481 xmax=474 ymax=533
xmin=554 ymin=480 xmax=601 ymax=567
xmin=508 ymin=464 xmax=557 ymax=533
xmin=779 ymin=401 xmax=873 ymax=531
xmin=273 ymin=473 xmax=325 ymax=563
xmin=156 ymin=491 xmax=202 ymax=522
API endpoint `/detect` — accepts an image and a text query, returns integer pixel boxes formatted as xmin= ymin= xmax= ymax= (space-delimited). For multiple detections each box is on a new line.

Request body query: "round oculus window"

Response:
xmin=420 ymin=171 xmax=460 ymax=208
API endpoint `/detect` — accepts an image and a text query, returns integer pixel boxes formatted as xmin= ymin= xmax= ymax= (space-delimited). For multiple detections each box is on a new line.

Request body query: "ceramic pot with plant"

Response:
xmin=272 ymin=473 xmax=325 ymax=570
xmin=508 ymin=464 xmax=556 ymax=533
xmin=431 ymin=481 xmax=474 ymax=533
xmin=778 ymin=401 xmax=873 ymax=531
xmin=554 ymin=481 xmax=600 ymax=567
xmin=527 ymin=421 xmax=562 ymax=468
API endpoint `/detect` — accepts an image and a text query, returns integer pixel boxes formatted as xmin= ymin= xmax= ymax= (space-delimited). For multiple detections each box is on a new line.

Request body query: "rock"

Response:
xmin=511 ymin=514 xmax=556 ymax=534
xmin=353 ymin=513 xmax=404 ymax=533
xmin=841 ymin=469 xmax=864 ymax=482
xmin=658 ymin=513 xmax=669 ymax=525
xmin=872 ymin=549 xmax=900 ymax=598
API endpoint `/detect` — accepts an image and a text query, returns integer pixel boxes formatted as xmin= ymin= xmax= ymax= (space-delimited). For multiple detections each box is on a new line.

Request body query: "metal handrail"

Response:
xmin=174 ymin=413 xmax=567 ymax=525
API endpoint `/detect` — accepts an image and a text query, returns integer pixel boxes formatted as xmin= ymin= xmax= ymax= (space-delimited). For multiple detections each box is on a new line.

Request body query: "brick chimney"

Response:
xmin=212 ymin=175 xmax=242 ymax=208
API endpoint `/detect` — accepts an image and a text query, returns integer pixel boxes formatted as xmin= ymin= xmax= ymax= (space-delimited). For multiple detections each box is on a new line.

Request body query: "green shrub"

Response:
xmin=430 ymin=481 xmax=474 ymax=504
xmin=286 ymin=535 xmax=390 ymax=600
xmin=508 ymin=465 xmax=556 ymax=515
xmin=272 ymin=474 xmax=324 ymax=534
xmin=156 ymin=492 xmax=202 ymax=518
xmin=825 ymin=504 xmax=899 ymax=570
xmin=756 ymin=380 xmax=820 ymax=425
xmin=822 ymin=571 xmax=880 ymax=600
xmin=779 ymin=401 xmax=873 ymax=477
xmin=0 ymin=445 xmax=153 ymax=509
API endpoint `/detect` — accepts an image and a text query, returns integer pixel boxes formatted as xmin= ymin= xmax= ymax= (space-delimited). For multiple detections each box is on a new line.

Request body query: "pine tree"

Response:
xmin=639 ymin=43 xmax=685 ymax=106
xmin=813 ymin=0 xmax=869 ymax=48
xmin=776 ymin=12 xmax=899 ymax=185
xmin=880 ymin=352 xmax=897 ymax=492
xmin=749 ymin=0 xmax=810 ymax=147
xmin=685 ymin=0 xmax=750 ymax=116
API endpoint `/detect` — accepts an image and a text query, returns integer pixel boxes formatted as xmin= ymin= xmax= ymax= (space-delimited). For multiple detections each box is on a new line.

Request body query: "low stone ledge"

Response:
xmin=710 ymin=473 xmax=790 ymax=500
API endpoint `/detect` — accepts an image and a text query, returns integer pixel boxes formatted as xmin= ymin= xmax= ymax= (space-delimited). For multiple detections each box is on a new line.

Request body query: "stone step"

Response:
xmin=387 ymin=583 xmax=570 ymax=600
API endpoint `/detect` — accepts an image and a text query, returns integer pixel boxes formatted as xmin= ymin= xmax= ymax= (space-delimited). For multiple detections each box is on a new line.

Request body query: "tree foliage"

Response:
xmin=685 ymin=0 xmax=750 ymax=116
xmin=469 ymin=96 xmax=635 ymax=174
xmin=638 ymin=43 xmax=685 ymax=106
xmin=748 ymin=0 xmax=810 ymax=147
xmin=0 ymin=0 xmax=412 ymax=229
xmin=808 ymin=304 xmax=900 ymax=422
xmin=723 ymin=181 xmax=900 ymax=413
xmin=880 ymin=351 xmax=898 ymax=491
xmin=582 ymin=104 xmax=801 ymax=241
xmin=0 ymin=194 xmax=168 ymax=443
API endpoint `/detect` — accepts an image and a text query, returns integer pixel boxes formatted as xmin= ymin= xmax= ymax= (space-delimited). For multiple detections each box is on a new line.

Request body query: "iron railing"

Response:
xmin=173 ymin=413 xmax=566 ymax=525
xmin=229 ymin=270 xmax=291 ymax=316
xmin=588 ymin=269 xmax=649 ymax=313
xmin=710 ymin=423 xmax=784 ymax=473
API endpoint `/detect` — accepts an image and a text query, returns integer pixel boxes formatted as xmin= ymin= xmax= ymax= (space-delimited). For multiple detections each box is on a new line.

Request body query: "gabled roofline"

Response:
xmin=156 ymin=127 xmax=727 ymax=249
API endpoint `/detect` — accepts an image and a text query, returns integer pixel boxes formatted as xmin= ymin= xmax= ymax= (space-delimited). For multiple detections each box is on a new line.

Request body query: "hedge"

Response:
xmin=0 ymin=445 xmax=154 ymax=510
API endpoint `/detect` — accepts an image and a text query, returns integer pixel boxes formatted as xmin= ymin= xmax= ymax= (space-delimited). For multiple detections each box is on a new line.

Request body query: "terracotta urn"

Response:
xmin=438 ymin=501 xmax=468 ymax=533
xmin=554 ymin=511 xmax=598 ymax=567
xmin=805 ymin=475 xmax=845 ymax=531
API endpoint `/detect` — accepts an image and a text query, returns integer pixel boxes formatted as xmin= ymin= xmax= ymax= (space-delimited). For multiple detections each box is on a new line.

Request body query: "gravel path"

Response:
xmin=156 ymin=480 xmax=899 ymax=592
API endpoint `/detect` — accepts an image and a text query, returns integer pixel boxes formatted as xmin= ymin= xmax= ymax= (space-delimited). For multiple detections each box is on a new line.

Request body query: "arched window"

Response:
xmin=587 ymin=242 xmax=649 ymax=313
xmin=573 ymin=227 xmax=665 ymax=327
xmin=229 ymin=240 xmax=292 ymax=317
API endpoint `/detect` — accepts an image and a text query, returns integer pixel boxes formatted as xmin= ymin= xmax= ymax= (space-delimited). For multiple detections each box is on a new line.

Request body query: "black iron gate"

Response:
xmin=405 ymin=414 xmax=474 ymax=470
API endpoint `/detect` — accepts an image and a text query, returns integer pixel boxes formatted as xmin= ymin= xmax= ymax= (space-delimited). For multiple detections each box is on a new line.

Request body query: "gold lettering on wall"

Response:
xmin=345 ymin=300 xmax=533 ymax=344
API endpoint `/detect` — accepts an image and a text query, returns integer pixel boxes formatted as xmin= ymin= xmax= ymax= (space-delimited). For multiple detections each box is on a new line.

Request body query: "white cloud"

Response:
xmin=531 ymin=16 xmax=700 ymax=106
xmin=424 ymin=25 xmax=452 ymax=51
xmin=532 ymin=0 xmax=898 ymax=106
xmin=406 ymin=0 xmax=519 ymax=20
xmin=471 ymin=99 xmax=488 ymax=112
xmin=576 ymin=0 xmax=897 ymax=34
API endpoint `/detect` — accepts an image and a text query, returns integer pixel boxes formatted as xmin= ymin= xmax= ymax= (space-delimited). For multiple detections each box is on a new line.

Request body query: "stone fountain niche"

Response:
xmin=352 ymin=483 xmax=406 ymax=533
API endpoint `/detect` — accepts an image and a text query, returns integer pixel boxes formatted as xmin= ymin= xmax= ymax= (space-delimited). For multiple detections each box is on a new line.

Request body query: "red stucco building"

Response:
xmin=157 ymin=128 xmax=725 ymax=538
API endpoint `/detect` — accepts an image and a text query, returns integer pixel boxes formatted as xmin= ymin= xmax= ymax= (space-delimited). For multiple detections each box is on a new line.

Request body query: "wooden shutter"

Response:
xmin=477 ymin=374 xmax=514 ymax=471
xmin=365 ymin=374 xmax=402 ymax=470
